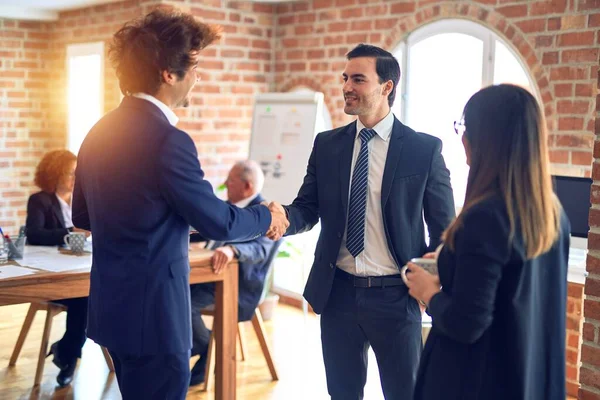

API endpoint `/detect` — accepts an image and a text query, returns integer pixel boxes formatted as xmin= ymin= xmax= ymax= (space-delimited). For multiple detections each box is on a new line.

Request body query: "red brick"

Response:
xmin=562 ymin=49 xmax=600 ymax=63
xmin=573 ymin=151 xmax=594 ymax=166
xmin=531 ymin=0 xmax=567 ymax=15
xmin=516 ymin=19 xmax=546 ymax=33
xmin=558 ymin=117 xmax=586 ymax=131
xmin=557 ymin=100 xmax=591 ymax=114
xmin=497 ymin=5 xmax=528 ymax=17
xmin=580 ymin=366 xmax=600 ymax=391
xmin=550 ymin=150 xmax=569 ymax=163
xmin=583 ymin=323 xmax=597 ymax=343
xmin=391 ymin=3 xmax=416 ymax=13
xmin=579 ymin=388 xmax=600 ymax=400
xmin=559 ymin=32 xmax=596 ymax=47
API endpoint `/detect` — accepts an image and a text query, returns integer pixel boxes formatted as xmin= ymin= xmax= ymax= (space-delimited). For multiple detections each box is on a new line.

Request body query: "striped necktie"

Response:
xmin=346 ymin=128 xmax=377 ymax=258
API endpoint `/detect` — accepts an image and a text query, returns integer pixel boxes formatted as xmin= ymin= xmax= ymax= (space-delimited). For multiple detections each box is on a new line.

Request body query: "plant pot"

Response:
xmin=258 ymin=293 xmax=280 ymax=321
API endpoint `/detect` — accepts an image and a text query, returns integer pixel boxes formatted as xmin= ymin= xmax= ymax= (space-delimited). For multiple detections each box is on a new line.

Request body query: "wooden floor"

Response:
xmin=0 ymin=303 xmax=579 ymax=400
xmin=0 ymin=303 xmax=391 ymax=400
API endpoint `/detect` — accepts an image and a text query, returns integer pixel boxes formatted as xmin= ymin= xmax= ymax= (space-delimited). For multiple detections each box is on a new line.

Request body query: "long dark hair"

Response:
xmin=444 ymin=84 xmax=560 ymax=258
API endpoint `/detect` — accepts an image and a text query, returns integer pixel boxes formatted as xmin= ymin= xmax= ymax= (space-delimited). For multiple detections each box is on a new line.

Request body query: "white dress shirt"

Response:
xmin=132 ymin=93 xmax=179 ymax=126
xmin=336 ymin=112 xmax=399 ymax=277
xmin=55 ymin=193 xmax=74 ymax=229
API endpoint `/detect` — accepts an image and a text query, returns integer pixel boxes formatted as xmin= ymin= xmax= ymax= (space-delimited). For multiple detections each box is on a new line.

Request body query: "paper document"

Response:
xmin=0 ymin=265 xmax=36 ymax=280
xmin=17 ymin=250 xmax=92 ymax=273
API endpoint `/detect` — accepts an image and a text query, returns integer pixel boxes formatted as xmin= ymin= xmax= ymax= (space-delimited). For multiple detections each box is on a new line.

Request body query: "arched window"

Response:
xmin=391 ymin=20 xmax=537 ymax=207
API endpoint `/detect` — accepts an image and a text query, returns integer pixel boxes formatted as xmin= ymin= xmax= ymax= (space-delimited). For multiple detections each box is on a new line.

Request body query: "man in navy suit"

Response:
xmin=72 ymin=10 xmax=287 ymax=400
xmin=188 ymin=160 xmax=281 ymax=386
xmin=267 ymin=44 xmax=455 ymax=399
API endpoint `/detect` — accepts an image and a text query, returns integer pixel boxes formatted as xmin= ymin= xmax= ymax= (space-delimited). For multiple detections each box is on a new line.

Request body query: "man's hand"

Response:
xmin=72 ymin=227 xmax=91 ymax=238
xmin=211 ymin=246 xmax=235 ymax=274
xmin=266 ymin=201 xmax=288 ymax=241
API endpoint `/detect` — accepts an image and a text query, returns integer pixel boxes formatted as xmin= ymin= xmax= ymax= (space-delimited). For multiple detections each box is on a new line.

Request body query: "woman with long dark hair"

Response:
xmin=406 ymin=84 xmax=569 ymax=400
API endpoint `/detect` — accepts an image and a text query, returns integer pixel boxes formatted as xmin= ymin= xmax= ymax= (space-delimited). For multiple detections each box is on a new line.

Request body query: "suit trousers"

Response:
xmin=320 ymin=268 xmax=422 ymax=400
xmin=53 ymin=297 xmax=88 ymax=362
xmin=190 ymin=283 xmax=216 ymax=357
xmin=108 ymin=349 xmax=190 ymax=400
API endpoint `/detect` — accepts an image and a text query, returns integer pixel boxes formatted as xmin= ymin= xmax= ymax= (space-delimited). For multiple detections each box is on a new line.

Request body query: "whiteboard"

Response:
xmin=248 ymin=92 xmax=326 ymax=205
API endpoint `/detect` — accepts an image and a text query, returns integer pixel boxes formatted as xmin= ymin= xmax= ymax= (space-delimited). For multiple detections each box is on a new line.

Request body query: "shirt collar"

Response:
xmin=132 ymin=93 xmax=179 ymax=126
xmin=355 ymin=111 xmax=394 ymax=142
xmin=234 ymin=192 xmax=260 ymax=209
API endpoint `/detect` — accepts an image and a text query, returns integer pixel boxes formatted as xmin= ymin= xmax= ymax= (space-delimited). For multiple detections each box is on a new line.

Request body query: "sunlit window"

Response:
xmin=67 ymin=42 xmax=104 ymax=154
xmin=392 ymin=20 xmax=536 ymax=207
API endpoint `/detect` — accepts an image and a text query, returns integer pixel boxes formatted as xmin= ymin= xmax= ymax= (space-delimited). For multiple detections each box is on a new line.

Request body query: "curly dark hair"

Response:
xmin=34 ymin=150 xmax=77 ymax=193
xmin=109 ymin=8 xmax=222 ymax=96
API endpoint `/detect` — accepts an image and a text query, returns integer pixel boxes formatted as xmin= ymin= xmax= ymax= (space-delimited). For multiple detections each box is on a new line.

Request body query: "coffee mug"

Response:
xmin=400 ymin=258 xmax=438 ymax=285
xmin=64 ymin=232 xmax=86 ymax=254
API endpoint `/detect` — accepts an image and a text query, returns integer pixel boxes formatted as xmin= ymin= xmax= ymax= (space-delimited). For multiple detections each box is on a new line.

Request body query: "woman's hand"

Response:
xmin=421 ymin=252 xmax=436 ymax=259
xmin=404 ymin=263 xmax=441 ymax=307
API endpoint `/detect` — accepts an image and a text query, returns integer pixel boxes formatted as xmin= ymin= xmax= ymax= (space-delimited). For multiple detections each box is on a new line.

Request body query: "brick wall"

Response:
xmin=272 ymin=1 xmax=598 ymax=397
xmin=0 ymin=18 xmax=54 ymax=234
xmin=581 ymin=55 xmax=600 ymax=400
xmin=0 ymin=0 xmax=275 ymax=234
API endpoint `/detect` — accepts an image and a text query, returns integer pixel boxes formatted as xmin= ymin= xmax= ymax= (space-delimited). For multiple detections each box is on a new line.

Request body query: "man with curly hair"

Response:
xmin=72 ymin=8 xmax=288 ymax=399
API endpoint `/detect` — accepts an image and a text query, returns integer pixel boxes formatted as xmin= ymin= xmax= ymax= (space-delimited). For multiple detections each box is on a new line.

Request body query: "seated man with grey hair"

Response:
xmin=188 ymin=160 xmax=281 ymax=386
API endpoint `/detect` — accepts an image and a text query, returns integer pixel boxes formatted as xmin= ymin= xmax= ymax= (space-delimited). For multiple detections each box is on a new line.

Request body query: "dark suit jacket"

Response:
xmin=197 ymin=194 xmax=282 ymax=322
xmin=415 ymin=196 xmax=570 ymax=400
xmin=72 ymin=96 xmax=271 ymax=356
xmin=26 ymin=191 xmax=71 ymax=246
xmin=286 ymin=117 xmax=456 ymax=313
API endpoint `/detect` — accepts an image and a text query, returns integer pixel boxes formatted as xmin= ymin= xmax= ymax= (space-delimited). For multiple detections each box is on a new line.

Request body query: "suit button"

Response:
xmin=337 ymin=232 xmax=342 ymax=238
xmin=330 ymin=263 xmax=334 ymax=269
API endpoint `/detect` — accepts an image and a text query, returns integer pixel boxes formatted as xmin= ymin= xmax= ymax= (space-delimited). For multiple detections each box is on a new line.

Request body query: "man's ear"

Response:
xmin=382 ymin=80 xmax=393 ymax=97
xmin=161 ymin=70 xmax=176 ymax=86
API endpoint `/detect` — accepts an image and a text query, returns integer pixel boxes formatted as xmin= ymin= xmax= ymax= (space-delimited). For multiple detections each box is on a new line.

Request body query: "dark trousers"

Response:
xmin=53 ymin=297 xmax=88 ymax=362
xmin=190 ymin=283 xmax=216 ymax=357
xmin=108 ymin=349 xmax=190 ymax=400
xmin=321 ymin=269 xmax=422 ymax=400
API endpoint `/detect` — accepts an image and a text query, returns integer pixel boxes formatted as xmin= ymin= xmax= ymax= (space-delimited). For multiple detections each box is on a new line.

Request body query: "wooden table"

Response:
xmin=0 ymin=245 xmax=238 ymax=399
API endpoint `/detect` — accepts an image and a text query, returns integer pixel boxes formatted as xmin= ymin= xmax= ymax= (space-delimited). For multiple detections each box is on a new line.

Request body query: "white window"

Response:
xmin=391 ymin=20 xmax=537 ymax=207
xmin=67 ymin=42 xmax=104 ymax=154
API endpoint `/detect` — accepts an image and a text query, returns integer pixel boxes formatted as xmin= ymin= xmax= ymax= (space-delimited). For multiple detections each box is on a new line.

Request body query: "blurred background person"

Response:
xmin=188 ymin=160 xmax=281 ymax=386
xmin=406 ymin=84 xmax=569 ymax=400
xmin=26 ymin=149 xmax=90 ymax=387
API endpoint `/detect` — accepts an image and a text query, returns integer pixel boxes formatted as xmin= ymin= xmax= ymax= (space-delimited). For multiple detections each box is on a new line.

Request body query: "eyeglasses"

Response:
xmin=453 ymin=120 xmax=466 ymax=136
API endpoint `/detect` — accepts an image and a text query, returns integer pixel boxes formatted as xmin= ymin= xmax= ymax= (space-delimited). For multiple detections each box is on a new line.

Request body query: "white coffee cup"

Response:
xmin=400 ymin=258 xmax=438 ymax=285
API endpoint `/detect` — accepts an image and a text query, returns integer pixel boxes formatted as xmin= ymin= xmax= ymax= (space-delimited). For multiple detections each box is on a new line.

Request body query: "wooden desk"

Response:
xmin=0 ymin=246 xmax=238 ymax=399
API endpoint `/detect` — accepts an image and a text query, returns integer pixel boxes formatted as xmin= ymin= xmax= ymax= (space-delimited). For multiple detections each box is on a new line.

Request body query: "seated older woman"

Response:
xmin=26 ymin=149 xmax=90 ymax=387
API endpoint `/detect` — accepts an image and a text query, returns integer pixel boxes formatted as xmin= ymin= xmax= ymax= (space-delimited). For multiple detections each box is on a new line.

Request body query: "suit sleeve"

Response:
xmin=423 ymin=139 xmax=455 ymax=251
xmin=284 ymin=134 xmax=320 ymax=235
xmin=158 ymin=130 xmax=271 ymax=242
xmin=72 ymin=167 xmax=91 ymax=231
xmin=232 ymin=235 xmax=274 ymax=266
xmin=26 ymin=195 xmax=70 ymax=246
xmin=427 ymin=206 xmax=510 ymax=344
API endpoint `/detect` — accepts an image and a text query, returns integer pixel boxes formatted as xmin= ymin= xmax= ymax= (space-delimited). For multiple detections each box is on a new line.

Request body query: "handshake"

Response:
xmin=262 ymin=201 xmax=289 ymax=241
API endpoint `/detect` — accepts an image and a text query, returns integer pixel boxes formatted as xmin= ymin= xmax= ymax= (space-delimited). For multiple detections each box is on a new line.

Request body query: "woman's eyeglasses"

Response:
xmin=453 ymin=120 xmax=466 ymax=136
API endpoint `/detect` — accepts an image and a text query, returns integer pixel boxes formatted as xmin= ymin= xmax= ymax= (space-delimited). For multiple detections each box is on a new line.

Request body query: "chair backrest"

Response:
xmin=258 ymin=239 xmax=283 ymax=304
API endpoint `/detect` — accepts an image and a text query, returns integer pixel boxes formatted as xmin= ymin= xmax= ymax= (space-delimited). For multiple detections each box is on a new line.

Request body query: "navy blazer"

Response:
xmin=415 ymin=196 xmax=570 ymax=400
xmin=207 ymin=195 xmax=282 ymax=322
xmin=26 ymin=191 xmax=71 ymax=246
xmin=73 ymin=96 xmax=271 ymax=356
xmin=286 ymin=117 xmax=456 ymax=313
